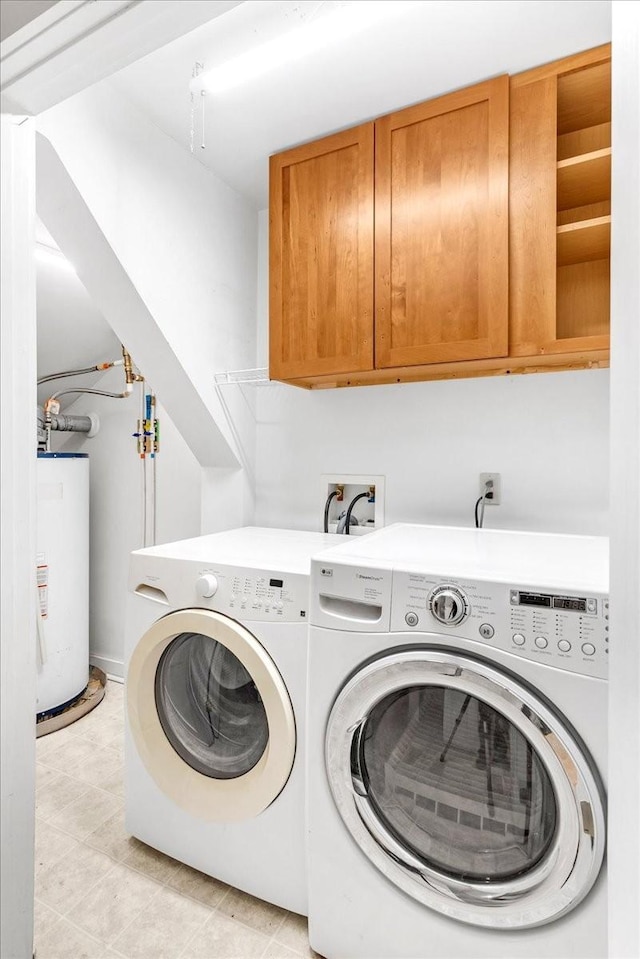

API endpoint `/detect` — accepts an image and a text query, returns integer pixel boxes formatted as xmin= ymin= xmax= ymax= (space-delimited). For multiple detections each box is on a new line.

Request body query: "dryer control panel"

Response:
xmin=391 ymin=572 xmax=608 ymax=679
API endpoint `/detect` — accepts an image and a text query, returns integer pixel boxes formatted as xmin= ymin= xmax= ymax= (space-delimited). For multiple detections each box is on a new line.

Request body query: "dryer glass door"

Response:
xmin=155 ymin=632 xmax=269 ymax=779
xmin=326 ymin=648 xmax=606 ymax=929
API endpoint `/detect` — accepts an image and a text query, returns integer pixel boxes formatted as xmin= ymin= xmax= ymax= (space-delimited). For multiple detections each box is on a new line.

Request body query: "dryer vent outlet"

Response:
xmin=321 ymin=474 xmax=385 ymax=536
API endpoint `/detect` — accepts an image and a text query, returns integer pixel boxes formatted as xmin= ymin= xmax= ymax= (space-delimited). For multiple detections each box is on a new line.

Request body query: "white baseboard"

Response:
xmin=90 ymin=654 xmax=124 ymax=681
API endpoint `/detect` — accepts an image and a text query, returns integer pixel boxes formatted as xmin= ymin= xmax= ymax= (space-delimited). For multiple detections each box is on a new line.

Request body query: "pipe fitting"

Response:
xmin=122 ymin=346 xmax=143 ymax=384
xmin=86 ymin=412 xmax=100 ymax=438
xmin=122 ymin=345 xmax=135 ymax=385
xmin=36 ymin=406 xmax=100 ymax=445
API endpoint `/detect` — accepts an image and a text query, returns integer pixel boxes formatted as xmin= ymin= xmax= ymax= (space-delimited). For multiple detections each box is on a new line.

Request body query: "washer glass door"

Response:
xmin=326 ymin=648 xmax=606 ymax=929
xmin=155 ymin=632 xmax=269 ymax=779
xmin=361 ymin=684 xmax=557 ymax=882
xmin=128 ymin=608 xmax=296 ymax=821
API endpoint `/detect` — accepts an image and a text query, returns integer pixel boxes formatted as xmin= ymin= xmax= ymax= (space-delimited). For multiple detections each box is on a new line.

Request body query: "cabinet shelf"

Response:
xmin=557 ymin=216 xmax=611 ymax=267
xmin=557 ymin=148 xmax=611 ymax=211
xmin=557 ymin=200 xmax=610 ymax=227
xmin=557 ymin=122 xmax=611 ymax=161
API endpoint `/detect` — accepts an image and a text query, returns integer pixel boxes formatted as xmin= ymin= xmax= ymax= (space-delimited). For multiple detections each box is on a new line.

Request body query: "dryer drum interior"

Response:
xmin=327 ymin=648 xmax=606 ymax=929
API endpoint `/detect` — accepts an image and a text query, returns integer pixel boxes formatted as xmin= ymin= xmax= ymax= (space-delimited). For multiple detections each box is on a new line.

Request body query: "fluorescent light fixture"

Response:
xmin=35 ymin=244 xmax=76 ymax=273
xmin=194 ymin=1 xmax=417 ymax=95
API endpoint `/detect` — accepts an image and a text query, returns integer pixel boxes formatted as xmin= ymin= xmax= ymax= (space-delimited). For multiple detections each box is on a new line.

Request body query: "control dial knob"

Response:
xmin=196 ymin=574 xmax=218 ymax=598
xmin=429 ymin=585 xmax=468 ymax=626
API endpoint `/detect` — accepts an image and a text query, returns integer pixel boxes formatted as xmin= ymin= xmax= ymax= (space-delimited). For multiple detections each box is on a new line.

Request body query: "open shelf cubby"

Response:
xmin=557 ymin=148 xmax=611 ymax=211
xmin=557 ymin=216 xmax=611 ymax=268
xmin=556 ymin=57 xmax=611 ymax=344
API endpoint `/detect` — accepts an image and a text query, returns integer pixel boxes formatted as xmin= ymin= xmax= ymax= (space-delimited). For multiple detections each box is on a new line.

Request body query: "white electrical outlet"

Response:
xmin=321 ymin=474 xmax=385 ymax=535
xmin=479 ymin=472 xmax=501 ymax=506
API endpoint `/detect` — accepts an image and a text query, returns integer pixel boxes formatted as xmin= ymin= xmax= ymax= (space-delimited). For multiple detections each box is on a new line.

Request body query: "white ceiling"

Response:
xmin=110 ymin=0 xmax=612 ymax=209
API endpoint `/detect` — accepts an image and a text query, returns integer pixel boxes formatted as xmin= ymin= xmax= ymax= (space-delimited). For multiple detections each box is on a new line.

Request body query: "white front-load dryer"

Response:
xmin=307 ymin=524 xmax=608 ymax=958
xmin=124 ymin=526 xmax=334 ymax=915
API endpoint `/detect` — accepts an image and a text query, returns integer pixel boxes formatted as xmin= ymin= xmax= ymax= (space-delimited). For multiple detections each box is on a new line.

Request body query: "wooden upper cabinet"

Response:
xmin=375 ymin=76 xmax=509 ymax=369
xmin=510 ymin=45 xmax=611 ymax=357
xmin=268 ymin=46 xmax=610 ymax=389
xmin=269 ymin=124 xmax=374 ymax=381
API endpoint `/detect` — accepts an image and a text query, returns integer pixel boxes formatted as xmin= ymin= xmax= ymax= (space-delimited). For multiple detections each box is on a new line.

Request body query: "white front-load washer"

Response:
xmin=124 ymin=526 xmax=334 ymax=915
xmin=307 ymin=524 xmax=608 ymax=958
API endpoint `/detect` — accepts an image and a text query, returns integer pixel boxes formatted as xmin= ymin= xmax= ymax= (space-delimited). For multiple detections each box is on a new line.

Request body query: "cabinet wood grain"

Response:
xmin=509 ymin=75 xmax=558 ymax=356
xmin=375 ymin=76 xmax=509 ymax=368
xmin=269 ymin=124 xmax=374 ymax=380
xmin=284 ymin=350 xmax=609 ymax=389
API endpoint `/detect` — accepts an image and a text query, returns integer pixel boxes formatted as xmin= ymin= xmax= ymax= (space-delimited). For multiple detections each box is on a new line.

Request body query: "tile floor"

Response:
xmin=35 ymin=681 xmax=321 ymax=959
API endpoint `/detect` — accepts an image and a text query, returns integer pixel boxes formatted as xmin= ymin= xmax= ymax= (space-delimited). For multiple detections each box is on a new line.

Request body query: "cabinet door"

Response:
xmin=270 ymin=125 xmax=374 ymax=381
xmin=375 ymin=76 xmax=509 ymax=369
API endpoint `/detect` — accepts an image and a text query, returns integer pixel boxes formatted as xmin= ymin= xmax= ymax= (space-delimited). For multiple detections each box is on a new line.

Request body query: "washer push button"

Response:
xmin=479 ymin=623 xmax=494 ymax=639
xmin=512 ymin=633 xmax=526 ymax=646
xmin=558 ymin=639 xmax=572 ymax=653
xmin=534 ymin=636 xmax=548 ymax=649
xmin=405 ymin=612 xmax=419 ymax=627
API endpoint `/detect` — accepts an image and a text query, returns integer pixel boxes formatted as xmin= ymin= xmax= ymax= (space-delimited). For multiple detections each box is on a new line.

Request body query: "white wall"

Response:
xmin=35 ymin=80 xmax=261 ymax=674
xmin=54 ymin=368 xmax=202 ymax=677
xmin=254 ymin=216 xmax=609 ymax=537
xmin=255 ymin=372 xmax=609 ymax=535
xmin=37 ymin=79 xmax=258 ymax=397
xmin=37 ymin=80 xmax=258 ymax=471
xmin=36 ymin=241 xmax=121 ymax=409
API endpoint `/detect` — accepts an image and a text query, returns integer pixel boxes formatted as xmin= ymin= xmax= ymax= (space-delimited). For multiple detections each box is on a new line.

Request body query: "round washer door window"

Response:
xmin=361 ymin=684 xmax=558 ymax=884
xmin=155 ymin=633 xmax=269 ymax=780
xmin=327 ymin=648 xmax=606 ymax=929
xmin=127 ymin=608 xmax=296 ymax=822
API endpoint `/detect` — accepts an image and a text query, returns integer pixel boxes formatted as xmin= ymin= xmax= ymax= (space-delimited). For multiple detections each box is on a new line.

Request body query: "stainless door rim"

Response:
xmin=325 ymin=647 xmax=606 ymax=929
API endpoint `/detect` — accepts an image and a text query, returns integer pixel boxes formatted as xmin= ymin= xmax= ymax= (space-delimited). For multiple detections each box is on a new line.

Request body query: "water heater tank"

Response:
xmin=36 ymin=452 xmax=89 ymax=716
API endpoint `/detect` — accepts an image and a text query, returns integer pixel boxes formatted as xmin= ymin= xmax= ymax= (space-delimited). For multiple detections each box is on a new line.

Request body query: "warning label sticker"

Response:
xmin=37 ymin=553 xmax=48 ymax=618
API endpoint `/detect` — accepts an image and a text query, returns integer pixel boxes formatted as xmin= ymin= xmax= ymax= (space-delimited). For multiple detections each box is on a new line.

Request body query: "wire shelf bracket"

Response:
xmin=214 ymin=368 xmax=271 ymax=386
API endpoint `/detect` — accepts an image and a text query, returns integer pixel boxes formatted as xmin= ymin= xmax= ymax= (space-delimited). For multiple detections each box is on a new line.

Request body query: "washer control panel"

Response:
xmin=429 ymin=585 xmax=469 ymax=626
xmin=195 ymin=574 xmax=218 ymax=598
xmin=195 ymin=565 xmax=308 ymax=621
xmin=392 ymin=572 xmax=608 ymax=678
xmin=134 ymin=560 xmax=310 ymax=623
